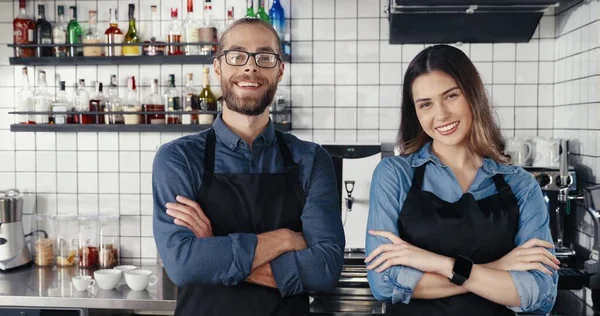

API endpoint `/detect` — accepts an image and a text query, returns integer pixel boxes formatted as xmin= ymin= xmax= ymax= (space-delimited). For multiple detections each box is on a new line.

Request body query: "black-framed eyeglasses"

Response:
xmin=217 ymin=50 xmax=281 ymax=68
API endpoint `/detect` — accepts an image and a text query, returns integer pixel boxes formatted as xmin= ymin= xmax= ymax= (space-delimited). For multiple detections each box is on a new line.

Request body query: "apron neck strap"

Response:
xmin=412 ymin=164 xmax=426 ymax=191
xmin=491 ymin=173 xmax=511 ymax=194
xmin=275 ymin=131 xmax=296 ymax=168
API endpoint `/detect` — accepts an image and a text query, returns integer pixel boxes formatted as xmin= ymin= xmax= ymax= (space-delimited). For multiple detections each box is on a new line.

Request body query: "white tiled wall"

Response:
xmin=0 ymin=0 xmax=598 ymax=263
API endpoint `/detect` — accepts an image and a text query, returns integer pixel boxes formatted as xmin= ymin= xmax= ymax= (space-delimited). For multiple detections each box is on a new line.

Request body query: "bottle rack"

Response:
xmin=7 ymin=42 xmax=292 ymax=66
xmin=8 ymin=109 xmax=292 ymax=133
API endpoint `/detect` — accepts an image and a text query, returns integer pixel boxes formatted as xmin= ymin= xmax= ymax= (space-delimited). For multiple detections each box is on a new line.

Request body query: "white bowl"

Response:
xmin=113 ymin=265 xmax=137 ymax=284
xmin=94 ymin=269 xmax=122 ymax=290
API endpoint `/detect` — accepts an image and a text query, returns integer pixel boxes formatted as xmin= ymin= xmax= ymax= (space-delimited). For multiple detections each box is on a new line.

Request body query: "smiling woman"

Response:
xmin=365 ymin=45 xmax=559 ymax=316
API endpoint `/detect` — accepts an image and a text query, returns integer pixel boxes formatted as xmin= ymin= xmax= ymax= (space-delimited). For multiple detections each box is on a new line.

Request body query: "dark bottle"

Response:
xmin=89 ymin=82 xmax=105 ymax=124
xmin=34 ymin=5 xmax=53 ymax=57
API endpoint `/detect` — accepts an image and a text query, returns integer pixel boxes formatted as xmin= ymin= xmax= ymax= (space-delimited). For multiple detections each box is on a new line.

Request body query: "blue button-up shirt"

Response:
xmin=152 ymin=115 xmax=344 ymax=296
xmin=366 ymin=142 xmax=558 ymax=314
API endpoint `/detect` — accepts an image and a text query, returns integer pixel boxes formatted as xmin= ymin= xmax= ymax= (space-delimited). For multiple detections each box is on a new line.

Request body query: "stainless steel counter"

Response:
xmin=0 ymin=264 xmax=177 ymax=312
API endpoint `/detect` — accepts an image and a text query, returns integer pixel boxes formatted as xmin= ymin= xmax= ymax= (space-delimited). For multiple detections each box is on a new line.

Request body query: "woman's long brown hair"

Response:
xmin=397 ymin=44 xmax=510 ymax=164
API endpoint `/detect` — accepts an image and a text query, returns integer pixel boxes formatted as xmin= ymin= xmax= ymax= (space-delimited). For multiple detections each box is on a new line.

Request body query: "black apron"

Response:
xmin=175 ymin=128 xmax=310 ymax=316
xmin=386 ymin=163 xmax=520 ymax=315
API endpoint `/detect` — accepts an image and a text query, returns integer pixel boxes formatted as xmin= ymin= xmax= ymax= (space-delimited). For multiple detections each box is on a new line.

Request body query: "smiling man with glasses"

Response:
xmin=152 ymin=18 xmax=345 ymax=316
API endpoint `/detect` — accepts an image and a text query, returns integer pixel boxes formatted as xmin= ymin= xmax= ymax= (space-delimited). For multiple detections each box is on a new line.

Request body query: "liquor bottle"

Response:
xmin=226 ymin=7 xmax=235 ymax=27
xmin=123 ymin=4 xmax=141 ymax=56
xmin=33 ymin=71 xmax=52 ymax=124
xmin=104 ymin=9 xmax=124 ymax=57
xmin=34 ymin=5 xmax=53 ymax=57
xmin=89 ymin=82 xmax=105 ymax=124
xmin=182 ymin=0 xmax=199 ymax=55
xmin=164 ymin=75 xmax=181 ymax=124
xmin=67 ymin=6 xmax=83 ymax=57
xmin=51 ymin=81 xmax=70 ymax=125
xmin=246 ymin=0 xmax=256 ymax=18
xmin=199 ymin=0 xmax=218 ymax=56
xmin=269 ymin=0 xmax=285 ymax=40
xmin=167 ymin=8 xmax=183 ymax=55
xmin=257 ymin=0 xmax=270 ymax=23
xmin=17 ymin=68 xmax=34 ymax=124
xmin=83 ymin=10 xmax=102 ymax=56
xmin=13 ymin=0 xmax=34 ymax=57
xmin=123 ymin=76 xmax=142 ymax=125
xmin=105 ymin=75 xmax=124 ymax=124
xmin=143 ymin=5 xmax=165 ymax=56
xmin=271 ymin=88 xmax=290 ymax=124
xmin=182 ymin=73 xmax=198 ymax=125
xmin=73 ymin=79 xmax=90 ymax=124
xmin=198 ymin=67 xmax=216 ymax=124
xmin=53 ymin=6 xmax=68 ymax=57
xmin=143 ymin=79 xmax=165 ymax=124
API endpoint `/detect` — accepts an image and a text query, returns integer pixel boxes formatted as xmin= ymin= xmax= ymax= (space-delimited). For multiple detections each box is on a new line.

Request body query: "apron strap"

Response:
xmin=411 ymin=164 xmax=426 ymax=191
xmin=491 ymin=173 xmax=511 ymax=193
xmin=274 ymin=130 xmax=296 ymax=169
xmin=203 ymin=128 xmax=217 ymax=183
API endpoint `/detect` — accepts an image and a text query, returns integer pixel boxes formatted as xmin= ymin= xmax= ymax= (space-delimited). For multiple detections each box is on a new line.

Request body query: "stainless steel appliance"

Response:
xmin=0 ymin=189 xmax=32 ymax=270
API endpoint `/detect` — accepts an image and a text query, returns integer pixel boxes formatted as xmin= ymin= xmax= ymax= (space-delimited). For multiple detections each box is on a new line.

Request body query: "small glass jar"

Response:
xmin=78 ymin=215 xmax=99 ymax=268
xmin=55 ymin=215 xmax=79 ymax=267
xmin=33 ymin=214 xmax=56 ymax=267
xmin=99 ymin=215 xmax=120 ymax=268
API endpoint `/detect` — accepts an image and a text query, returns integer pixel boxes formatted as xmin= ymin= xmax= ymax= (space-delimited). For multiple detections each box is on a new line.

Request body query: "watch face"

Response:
xmin=453 ymin=256 xmax=473 ymax=281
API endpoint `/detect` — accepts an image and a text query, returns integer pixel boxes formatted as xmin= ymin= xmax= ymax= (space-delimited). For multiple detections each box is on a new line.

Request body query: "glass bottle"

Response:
xmin=143 ymin=79 xmax=165 ymax=124
xmin=165 ymin=74 xmax=181 ymax=124
xmin=99 ymin=215 xmax=120 ymax=268
xmin=198 ymin=67 xmax=216 ymax=124
xmin=199 ymin=0 xmax=217 ymax=56
xmin=167 ymin=8 xmax=183 ymax=56
xmin=269 ymin=0 xmax=285 ymax=40
xmin=33 ymin=214 xmax=56 ymax=267
xmin=246 ymin=0 xmax=256 ymax=18
xmin=34 ymin=5 xmax=53 ymax=57
xmin=83 ymin=10 xmax=102 ymax=57
xmin=227 ymin=7 xmax=235 ymax=27
xmin=55 ymin=215 xmax=79 ymax=267
xmin=143 ymin=5 xmax=165 ymax=56
xmin=123 ymin=76 xmax=142 ymax=124
xmin=105 ymin=75 xmax=124 ymax=124
xmin=104 ymin=9 xmax=124 ymax=57
xmin=51 ymin=81 xmax=70 ymax=125
xmin=271 ymin=88 xmax=290 ymax=124
xmin=257 ymin=0 xmax=270 ymax=23
xmin=53 ymin=6 xmax=68 ymax=57
xmin=13 ymin=0 xmax=34 ymax=57
xmin=73 ymin=79 xmax=90 ymax=124
xmin=67 ymin=6 xmax=83 ymax=57
xmin=33 ymin=70 xmax=52 ymax=124
xmin=17 ymin=67 xmax=34 ymax=124
xmin=183 ymin=0 xmax=200 ymax=55
xmin=123 ymin=4 xmax=141 ymax=56
xmin=89 ymin=82 xmax=105 ymax=124
xmin=182 ymin=73 xmax=198 ymax=124
xmin=78 ymin=215 xmax=99 ymax=269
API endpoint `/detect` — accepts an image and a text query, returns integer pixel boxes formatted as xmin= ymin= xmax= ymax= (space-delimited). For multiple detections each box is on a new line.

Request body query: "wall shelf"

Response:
xmin=10 ymin=123 xmax=291 ymax=133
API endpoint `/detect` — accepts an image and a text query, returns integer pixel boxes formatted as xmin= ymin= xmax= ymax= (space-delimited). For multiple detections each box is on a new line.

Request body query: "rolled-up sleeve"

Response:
xmin=507 ymin=175 xmax=558 ymax=314
xmin=366 ymin=158 xmax=424 ymax=304
xmin=152 ymin=144 xmax=258 ymax=288
xmin=270 ymin=146 xmax=345 ymax=296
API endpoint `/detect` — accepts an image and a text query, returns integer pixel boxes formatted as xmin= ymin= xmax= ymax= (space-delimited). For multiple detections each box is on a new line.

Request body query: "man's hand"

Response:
xmin=166 ymin=195 xmax=213 ymax=238
xmin=282 ymin=229 xmax=307 ymax=251
xmin=482 ymin=238 xmax=560 ymax=276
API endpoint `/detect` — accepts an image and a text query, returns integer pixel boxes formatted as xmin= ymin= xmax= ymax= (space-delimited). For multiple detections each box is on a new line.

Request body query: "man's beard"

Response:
xmin=222 ymin=73 xmax=277 ymax=116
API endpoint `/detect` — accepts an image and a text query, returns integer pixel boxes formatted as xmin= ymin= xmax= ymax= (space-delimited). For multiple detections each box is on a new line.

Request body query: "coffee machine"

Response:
xmin=0 ymin=189 xmax=32 ymax=270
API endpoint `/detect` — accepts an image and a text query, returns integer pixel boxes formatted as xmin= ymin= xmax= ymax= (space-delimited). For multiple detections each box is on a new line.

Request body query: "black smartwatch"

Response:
xmin=449 ymin=255 xmax=473 ymax=286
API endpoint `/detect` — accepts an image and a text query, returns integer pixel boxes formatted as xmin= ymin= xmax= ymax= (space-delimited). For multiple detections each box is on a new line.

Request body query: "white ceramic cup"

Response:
xmin=72 ymin=275 xmax=95 ymax=292
xmin=113 ymin=265 xmax=137 ymax=284
xmin=124 ymin=269 xmax=158 ymax=291
xmin=94 ymin=269 xmax=122 ymax=290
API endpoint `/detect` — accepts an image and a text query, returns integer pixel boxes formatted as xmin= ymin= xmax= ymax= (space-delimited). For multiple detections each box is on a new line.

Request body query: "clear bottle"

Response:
xmin=143 ymin=79 xmax=165 ymax=124
xmin=198 ymin=67 xmax=216 ymax=124
xmin=78 ymin=215 xmax=99 ymax=269
xmin=226 ymin=7 xmax=235 ymax=27
xmin=33 ymin=70 xmax=52 ymax=124
xmin=165 ymin=74 xmax=181 ymax=124
xmin=167 ymin=8 xmax=183 ymax=55
xmin=67 ymin=6 xmax=83 ymax=57
xmin=199 ymin=0 xmax=218 ymax=56
xmin=123 ymin=4 xmax=141 ymax=56
xmin=53 ymin=6 xmax=68 ymax=57
xmin=183 ymin=0 xmax=199 ymax=55
xmin=89 ymin=82 xmax=105 ymax=124
xmin=51 ymin=81 xmax=70 ymax=125
xmin=143 ymin=6 xmax=165 ymax=56
xmin=34 ymin=4 xmax=53 ymax=57
xmin=105 ymin=75 xmax=124 ymax=124
xmin=182 ymin=73 xmax=198 ymax=125
xmin=271 ymin=88 xmax=290 ymax=124
xmin=13 ymin=0 xmax=34 ymax=57
xmin=33 ymin=214 xmax=56 ymax=267
xmin=17 ymin=67 xmax=34 ymax=124
xmin=55 ymin=214 xmax=79 ymax=267
xmin=104 ymin=9 xmax=124 ymax=57
xmin=83 ymin=10 xmax=102 ymax=57
xmin=123 ymin=76 xmax=141 ymax=125
xmin=73 ymin=79 xmax=90 ymax=124
xmin=99 ymin=215 xmax=120 ymax=269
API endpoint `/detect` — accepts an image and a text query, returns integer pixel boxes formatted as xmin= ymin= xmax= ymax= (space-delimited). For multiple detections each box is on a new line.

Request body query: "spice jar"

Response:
xmin=99 ymin=215 xmax=120 ymax=268
xmin=78 ymin=215 xmax=99 ymax=268
xmin=55 ymin=215 xmax=78 ymax=267
xmin=32 ymin=214 xmax=56 ymax=267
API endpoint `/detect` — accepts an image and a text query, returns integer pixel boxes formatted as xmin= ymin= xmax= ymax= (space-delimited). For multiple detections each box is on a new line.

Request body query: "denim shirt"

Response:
xmin=152 ymin=115 xmax=345 ymax=296
xmin=366 ymin=142 xmax=558 ymax=314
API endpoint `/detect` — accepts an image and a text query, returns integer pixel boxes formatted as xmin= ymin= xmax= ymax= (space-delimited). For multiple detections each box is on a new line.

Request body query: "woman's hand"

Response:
xmin=483 ymin=238 xmax=560 ymax=276
xmin=165 ymin=195 xmax=213 ymax=238
xmin=365 ymin=230 xmax=453 ymax=276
